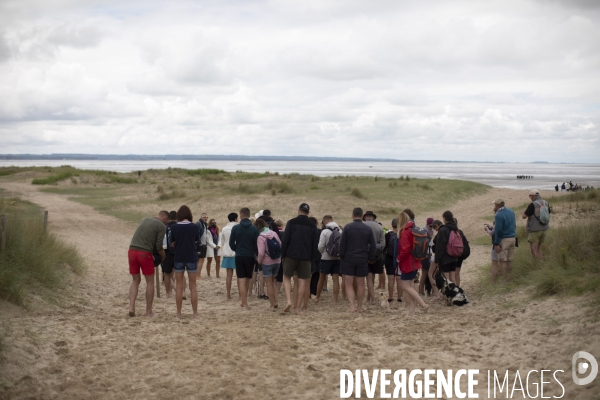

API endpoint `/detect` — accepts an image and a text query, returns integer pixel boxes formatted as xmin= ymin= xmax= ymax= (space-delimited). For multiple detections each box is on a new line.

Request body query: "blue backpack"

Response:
xmin=266 ymin=236 xmax=281 ymax=259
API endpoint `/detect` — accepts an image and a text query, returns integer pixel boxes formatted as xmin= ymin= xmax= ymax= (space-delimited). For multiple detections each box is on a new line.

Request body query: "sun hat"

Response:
xmin=529 ymin=189 xmax=540 ymax=196
xmin=493 ymin=198 xmax=505 ymax=205
xmin=362 ymin=210 xmax=377 ymax=221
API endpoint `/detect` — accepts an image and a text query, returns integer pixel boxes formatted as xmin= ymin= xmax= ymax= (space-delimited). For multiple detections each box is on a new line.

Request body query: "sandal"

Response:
xmin=387 ymin=299 xmax=393 ymax=303
xmin=397 ymin=299 xmax=402 ymax=303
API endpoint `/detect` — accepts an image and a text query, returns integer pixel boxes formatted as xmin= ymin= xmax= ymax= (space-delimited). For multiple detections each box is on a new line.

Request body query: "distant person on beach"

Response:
xmin=219 ymin=213 xmax=238 ymax=300
xmin=196 ymin=213 xmax=208 ymax=279
xmin=561 ymin=183 xmax=566 ymax=191
xmin=340 ymin=207 xmax=376 ymax=313
xmin=433 ymin=211 xmax=459 ymax=284
xmin=229 ymin=207 xmax=259 ymax=310
xmin=255 ymin=218 xmax=282 ymax=311
xmin=493 ymin=198 xmax=516 ymax=283
xmin=396 ymin=212 xmax=430 ymax=314
xmin=315 ymin=215 xmax=342 ymax=304
xmin=161 ymin=210 xmax=177 ymax=298
xmin=522 ymin=189 xmax=550 ymax=260
xmin=128 ymin=210 xmax=169 ymax=317
xmin=205 ymin=218 xmax=221 ymax=278
xmin=281 ymin=203 xmax=319 ymax=314
xmin=171 ymin=205 xmax=200 ymax=319
xmin=555 ymin=184 xmax=559 ymax=192
xmin=363 ymin=211 xmax=385 ymax=305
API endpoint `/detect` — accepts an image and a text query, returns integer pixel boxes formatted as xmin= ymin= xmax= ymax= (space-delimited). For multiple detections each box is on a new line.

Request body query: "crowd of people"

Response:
xmin=127 ymin=190 xmax=549 ymax=318
xmin=555 ymin=181 xmax=592 ymax=192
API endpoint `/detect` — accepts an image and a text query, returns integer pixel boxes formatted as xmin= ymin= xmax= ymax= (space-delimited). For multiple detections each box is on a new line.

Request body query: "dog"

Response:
xmin=379 ymin=291 xmax=390 ymax=312
xmin=434 ymin=270 xmax=469 ymax=307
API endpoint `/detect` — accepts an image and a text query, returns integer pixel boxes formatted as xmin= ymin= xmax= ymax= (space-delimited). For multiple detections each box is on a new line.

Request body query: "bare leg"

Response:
xmin=206 ymin=257 xmax=213 ymax=278
xmin=396 ymin=277 xmax=403 ymax=301
xmin=428 ymin=266 xmax=441 ymax=299
xmin=366 ymin=272 xmax=375 ymax=304
xmin=249 ymin=270 xmax=257 ymax=296
xmin=144 ymin=274 xmax=154 ymax=316
xmin=418 ymin=271 xmax=425 ymax=295
xmin=266 ymin=276 xmax=277 ymax=309
xmin=175 ymin=271 xmax=184 ymax=318
xmin=188 ymin=271 xmax=198 ymax=318
xmin=491 ymin=260 xmax=499 ymax=284
xmin=292 ymin=275 xmax=299 ymax=307
xmin=182 ymin=273 xmax=187 ymax=300
xmin=316 ymin=273 xmax=327 ymax=301
xmin=341 ymin=275 xmax=347 ymax=300
xmin=197 ymin=258 xmax=205 ymax=280
xmin=215 ymin=255 xmax=221 ymax=278
xmin=401 ymin=279 xmax=429 ymax=314
xmin=387 ymin=273 xmax=395 ymax=301
xmin=332 ymin=274 xmax=340 ymax=304
xmin=238 ymin=278 xmax=249 ymax=309
xmin=259 ymin=271 xmax=265 ymax=297
xmin=455 ymin=267 xmax=461 ymax=287
xmin=226 ymin=268 xmax=233 ymax=299
xmin=344 ymin=275 xmax=356 ymax=312
xmin=294 ymin=278 xmax=307 ymax=314
xmin=355 ymin=276 xmax=366 ymax=312
xmin=283 ymin=275 xmax=293 ymax=312
xmin=377 ymin=272 xmax=386 ymax=289
xmin=499 ymin=261 xmax=508 ymax=282
xmin=164 ymin=272 xmax=173 ymax=298
xmin=128 ymin=274 xmax=141 ymax=316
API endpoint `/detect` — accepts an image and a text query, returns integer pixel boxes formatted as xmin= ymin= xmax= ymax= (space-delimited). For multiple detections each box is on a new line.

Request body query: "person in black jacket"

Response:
xmin=433 ymin=210 xmax=459 ymax=284
xmin=339 ymin=207 xmax=376 ymax=313
xmin=281 ymin=203 xmax=320 ymax=314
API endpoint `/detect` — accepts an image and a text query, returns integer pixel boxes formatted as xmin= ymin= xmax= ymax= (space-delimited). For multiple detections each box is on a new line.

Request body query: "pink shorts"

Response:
xmin=128 ymin=249 xmax=155 ymax=276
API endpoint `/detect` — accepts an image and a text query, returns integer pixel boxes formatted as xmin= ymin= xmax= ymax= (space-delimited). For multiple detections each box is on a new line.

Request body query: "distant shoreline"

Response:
xmin=0 ymin=154 xmax=585 ymax=164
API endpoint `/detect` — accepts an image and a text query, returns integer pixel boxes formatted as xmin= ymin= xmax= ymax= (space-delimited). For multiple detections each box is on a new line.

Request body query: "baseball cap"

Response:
xmin=299 ymin=203 xmax=310 ymax=212
xmin=426 ymin=217 xmax=434 ymax=225
xmin=493 ymin=198 xmax=505 ymax=205
xmin=529 ymin=189 xmax=540 ymax=196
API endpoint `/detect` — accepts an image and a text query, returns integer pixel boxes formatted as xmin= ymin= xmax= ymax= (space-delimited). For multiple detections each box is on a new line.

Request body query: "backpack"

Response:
xmin=166 ymin=223 xmax=175 ymax=255
xmin=195 ymin=220 xmax=206 ymax=250
xmin=410 ymin=226 xmax=430 ymax=261
xmin=386 ymin=231 xmax=397 ymax=257
xmin=265 ymin=236 xmax=282 ymax=259
xmin=458 ymin=229 xmax=470 ymax=260
xmin=325 ymin=227 xmax=342 ymax=257
xmin=446 ymin=229 xmax=464 ymax=258
xmin=534 ymin=200 xmax=551 ymax=225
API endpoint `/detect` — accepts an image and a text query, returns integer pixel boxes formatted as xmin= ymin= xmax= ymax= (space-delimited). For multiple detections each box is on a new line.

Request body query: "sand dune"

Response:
xmin=0 ymin=182 xmax=598 ymax=399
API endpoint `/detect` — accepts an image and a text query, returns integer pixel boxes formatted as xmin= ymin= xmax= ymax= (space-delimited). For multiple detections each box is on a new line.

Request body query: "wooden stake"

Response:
xmin=156 ymin=267 xmax=160 ymax=298
xmin=1 ymin=214 xmax=6 ymax=252
xmin=43 ymin=211 xmax=48 ymax=233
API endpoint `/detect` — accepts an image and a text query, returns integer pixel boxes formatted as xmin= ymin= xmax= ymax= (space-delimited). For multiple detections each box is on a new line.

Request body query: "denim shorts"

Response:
xmin=174 ymin=262 xmax=198 ymax=273
xmin=262 ymin=263 xmax=280 ymax=278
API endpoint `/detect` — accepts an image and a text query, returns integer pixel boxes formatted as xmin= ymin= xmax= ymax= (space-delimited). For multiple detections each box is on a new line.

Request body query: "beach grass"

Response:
xmin=475 ymin=215 xmax=600 ymax=302
xmin=0 ymin=195 xmax=85 ymax=306
xmin=31 ymin=167 xmax=490 ymax=226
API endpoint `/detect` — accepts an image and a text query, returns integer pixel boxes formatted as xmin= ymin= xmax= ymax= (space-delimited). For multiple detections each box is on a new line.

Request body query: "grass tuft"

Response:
xmin=350 ymin=187 xmax=367 ymax=199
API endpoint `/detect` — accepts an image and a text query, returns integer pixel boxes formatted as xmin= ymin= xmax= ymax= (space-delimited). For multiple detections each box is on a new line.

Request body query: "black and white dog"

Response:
xmin=435 ymin=271 xmax=469 ymax=307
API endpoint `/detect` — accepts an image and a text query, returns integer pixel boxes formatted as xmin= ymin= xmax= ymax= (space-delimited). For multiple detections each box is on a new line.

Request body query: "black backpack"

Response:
xmin=458 ymin=229 xmax=470 ymax=261
xmin=325 ymin=227 xmax=342 ymax=257
xmin=166 ymin=222 xmax=176 ymax=255
xmin=266 ymin=236 xmax=282 ymax=259
xmin=385 ymin=231 xmax=397 ymax=257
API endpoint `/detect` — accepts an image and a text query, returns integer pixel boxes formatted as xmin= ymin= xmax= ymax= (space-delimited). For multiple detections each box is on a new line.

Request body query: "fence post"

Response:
xmin=1 ymin=214 xmax=6 ymax=252
xmin=43 ymin=211 xmax=48 ymax=234
xmin=156 ymin=267 xmax=160 ymax=298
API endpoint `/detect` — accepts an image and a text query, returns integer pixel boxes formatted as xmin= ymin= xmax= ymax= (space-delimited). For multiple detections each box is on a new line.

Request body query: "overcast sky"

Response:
xmin=1 ymin=0 xmax=599 ymax=163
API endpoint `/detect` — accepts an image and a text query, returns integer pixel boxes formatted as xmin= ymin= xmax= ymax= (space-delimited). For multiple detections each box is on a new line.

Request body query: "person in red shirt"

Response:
xmin=396 ymin=212 xmax=430 ymax=314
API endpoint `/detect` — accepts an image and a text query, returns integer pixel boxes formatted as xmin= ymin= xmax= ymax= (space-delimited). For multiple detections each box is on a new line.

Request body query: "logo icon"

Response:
xmin=572 ymin=351 xmax=598 ymax=386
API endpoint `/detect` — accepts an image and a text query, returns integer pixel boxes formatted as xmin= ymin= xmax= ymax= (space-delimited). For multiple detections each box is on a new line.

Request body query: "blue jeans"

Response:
xmin=174 ymin=262 xmax=198 ymax=273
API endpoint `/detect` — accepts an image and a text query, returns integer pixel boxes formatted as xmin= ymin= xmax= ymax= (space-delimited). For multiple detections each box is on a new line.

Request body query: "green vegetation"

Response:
xmin=476 ymin=216 xmax=600 ymax=301
xmin=32 ymin=170 xmax=77 ymax=185
xmin=350 ymin=187 xmax=367 ymax=199
xmin=0 ymin=195 xmax=85 ymax=306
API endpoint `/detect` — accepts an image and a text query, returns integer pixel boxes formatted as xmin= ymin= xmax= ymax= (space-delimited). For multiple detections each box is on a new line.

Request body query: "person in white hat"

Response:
xmin=522 ymin=189 xmax=550 ymax=260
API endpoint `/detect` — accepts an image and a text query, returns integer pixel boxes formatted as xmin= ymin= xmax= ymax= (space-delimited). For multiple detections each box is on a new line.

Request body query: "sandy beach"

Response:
xmin=0 ymin=181 xmax=598 ymax=399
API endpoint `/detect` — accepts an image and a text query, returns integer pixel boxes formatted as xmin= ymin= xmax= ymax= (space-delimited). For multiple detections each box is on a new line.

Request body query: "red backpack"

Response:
xmin=446 ymin=229 xmax=464 ymax=257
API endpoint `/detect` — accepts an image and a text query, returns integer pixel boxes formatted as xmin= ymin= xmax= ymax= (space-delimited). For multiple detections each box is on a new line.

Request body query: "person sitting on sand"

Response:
xmin=229 ymin=207 xmax=259 ymax=310
xmin=339 ymin=207 xmax=376 ymax=313
xmin=219 ymin=213 xmax=238 ymax=300
xmin=171 ymin=205 xmax=200 ymax=319
xmin=128 ymin=210 xmax=169 ymax=317
xmin=397 ymin=212 xmax=430 ymax=314
xmin=281 ymin=203 xmax=319 ymax=314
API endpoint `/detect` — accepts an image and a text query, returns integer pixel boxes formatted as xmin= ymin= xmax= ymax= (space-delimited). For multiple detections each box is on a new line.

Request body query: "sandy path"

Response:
xmin=0 ymin=182 xmax=598 ymax=399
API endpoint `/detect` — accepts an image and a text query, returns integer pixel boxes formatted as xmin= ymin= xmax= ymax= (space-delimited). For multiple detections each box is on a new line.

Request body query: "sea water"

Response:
xmin=1 ymin=160 xmax=599 ymax=190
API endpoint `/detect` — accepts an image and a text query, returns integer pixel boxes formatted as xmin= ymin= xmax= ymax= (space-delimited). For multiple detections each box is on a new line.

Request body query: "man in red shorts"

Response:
xmin=128 ymin=210 xmax=169 ymax=317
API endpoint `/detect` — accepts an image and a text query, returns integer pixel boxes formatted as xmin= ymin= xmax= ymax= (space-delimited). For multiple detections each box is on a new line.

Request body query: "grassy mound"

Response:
xmin=0 ymin=195 xmax=85 ymax=306
xmin=476 ymin=216 xmax=600 ymax=300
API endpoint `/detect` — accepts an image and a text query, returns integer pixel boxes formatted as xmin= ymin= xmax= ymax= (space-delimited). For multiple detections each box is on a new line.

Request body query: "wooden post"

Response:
xmin=156 ymin=267 xmax=160 ymax=298
xmin=1 ymin=214 xmax=6 ymax=252
xmin=43 ymin=211 xmax=48 ymax=233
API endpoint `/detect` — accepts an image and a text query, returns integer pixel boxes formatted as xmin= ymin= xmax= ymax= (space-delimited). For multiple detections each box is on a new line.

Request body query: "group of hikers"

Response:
xmin=127 ymin=190 xmax=550 ymax=318
xmin=555 ymin=181 xmax=591 ymax=192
